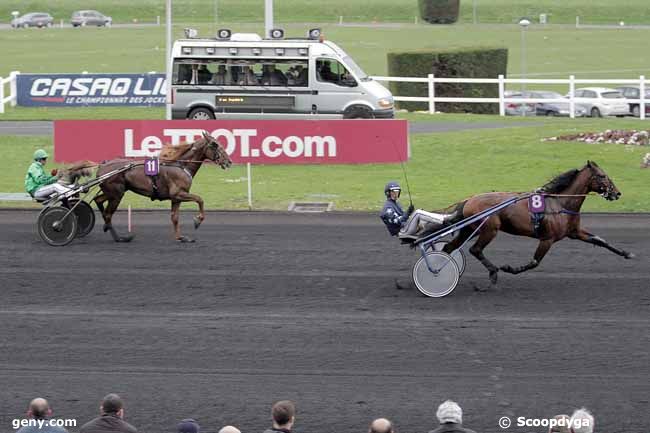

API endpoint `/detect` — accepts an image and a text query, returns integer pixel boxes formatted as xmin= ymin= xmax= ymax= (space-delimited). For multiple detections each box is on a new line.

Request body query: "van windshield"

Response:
xmin=342 ymin=56 xmax=370 ymax=81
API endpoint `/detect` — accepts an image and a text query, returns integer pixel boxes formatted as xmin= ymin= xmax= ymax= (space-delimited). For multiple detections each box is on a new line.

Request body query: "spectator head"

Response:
xmin=100 ymin=394 xmax=124 ymax=418
xmin=271 ymin=400 xmax=296 ymax=429
xmin=569 ymin=408 xmax=594 ymax=433
xmin=218 ymin=426 xmax=241 ymax=433
xmin=27 ymin=398 xmax=52 ymax=419
xmin=369 ymin=418 xmax=393 ymax=433
xmin=177 ymin=418 xmax=201 ymax=433
xmin=548 ymin=414 xmax=571 ymax=433
xmin=436 ymin=400 xmax=462 ymax=425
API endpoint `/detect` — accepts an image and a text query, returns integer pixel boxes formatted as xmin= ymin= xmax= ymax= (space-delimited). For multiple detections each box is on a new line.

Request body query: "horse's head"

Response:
xmin=585 ymin=160 xmax=620 ymax=201
xmin=201 ymin=131 xmax=232 ymax=169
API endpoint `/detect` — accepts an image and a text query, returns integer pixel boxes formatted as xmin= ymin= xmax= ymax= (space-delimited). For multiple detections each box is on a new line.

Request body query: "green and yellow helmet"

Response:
xmin=33 ymin=149 xmax=49 ymax=161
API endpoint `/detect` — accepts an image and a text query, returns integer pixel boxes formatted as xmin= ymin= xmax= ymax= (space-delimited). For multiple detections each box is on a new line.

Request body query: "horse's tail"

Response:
xmin=59 ymin=160 xmax=97 ymax=184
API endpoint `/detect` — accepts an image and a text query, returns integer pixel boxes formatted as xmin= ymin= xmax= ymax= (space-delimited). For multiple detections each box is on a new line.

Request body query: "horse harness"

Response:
xmin=528 ymin=193 xmax=582 ymax=238
xmin=148 ymin=162 xmax=193 ymax=201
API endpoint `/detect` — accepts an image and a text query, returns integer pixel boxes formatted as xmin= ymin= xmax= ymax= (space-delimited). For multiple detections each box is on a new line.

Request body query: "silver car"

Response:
xmin=11 ymin=12 xmax=54 ymax=28
xmin=71 ymin=10 xmax=112 ymax=27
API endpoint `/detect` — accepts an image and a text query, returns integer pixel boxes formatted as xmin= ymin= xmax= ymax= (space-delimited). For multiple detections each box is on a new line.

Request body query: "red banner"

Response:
xmin=54 ymin=120 xmax=409 ymax=164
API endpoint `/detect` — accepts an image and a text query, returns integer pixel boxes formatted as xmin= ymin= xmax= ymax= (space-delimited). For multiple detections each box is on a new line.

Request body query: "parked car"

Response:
xmin=71 ymin=10 xmax=112 ymax=27
xmin=572 ymin=87 xmax=629 ymax=117
xmin=504 ymin=90 xmax=536 ymax=116
xmin=616 ymin=86 xmax=650 ymax=117
xmin=10 ymin=12 xmax=54 ymax=28
xmin=523 ymin=91 xmax=587 ymax=117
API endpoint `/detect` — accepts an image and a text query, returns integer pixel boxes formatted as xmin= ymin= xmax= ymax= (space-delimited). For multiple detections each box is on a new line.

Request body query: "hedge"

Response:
xmin=418 ymin=0 xmax=460 ymax=24
xmin=387 ymin=47 xmax=508 ymax=114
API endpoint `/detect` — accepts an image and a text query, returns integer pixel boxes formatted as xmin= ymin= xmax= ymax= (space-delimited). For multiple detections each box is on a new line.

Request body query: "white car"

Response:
xmin=572 ymin=87 xmax=629 ymax=117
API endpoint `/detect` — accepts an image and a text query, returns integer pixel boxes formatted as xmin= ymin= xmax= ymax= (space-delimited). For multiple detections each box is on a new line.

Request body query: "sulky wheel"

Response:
xmin=37 ymin=206 xmax=78 ymax=246
xmin=67 ymin=199 xmax=95 ymax=238
xmin=412 ymin=251 xmax=460 ymax=298
xmin=432 ymin=241 xmax=467 ymax=276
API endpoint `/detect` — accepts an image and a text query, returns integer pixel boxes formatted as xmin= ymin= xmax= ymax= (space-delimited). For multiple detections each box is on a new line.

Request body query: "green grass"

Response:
xmin=3 ymin=118 xmax=649 ymax=211
xmin=2 ymin=23 xmax=650 ymax=120
xmin=2 ymin=0 xmax=650 ymax=25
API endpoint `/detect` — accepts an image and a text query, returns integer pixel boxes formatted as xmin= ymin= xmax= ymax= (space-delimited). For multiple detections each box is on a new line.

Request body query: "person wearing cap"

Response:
xmin=429 ymin=400 xmax=477 ymax=433
xmin=369 ymin=418 xmax=394 ymax=433
xmin=25 ymin=149 xmax=70 ymax=200
xmin=380 ymin=181 xmax=449 ymax=240
xmin=16 ymin=398 xmax=69 ymax=433
xmin=177 ymin=419 xmax=201 ymax=433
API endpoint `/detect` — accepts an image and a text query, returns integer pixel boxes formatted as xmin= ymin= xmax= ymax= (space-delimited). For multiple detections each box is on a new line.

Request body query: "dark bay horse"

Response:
xmin=433 ymin=161 xmax=634 ymax=289
xmin=94 ymin=131 xmax=232 ymax=242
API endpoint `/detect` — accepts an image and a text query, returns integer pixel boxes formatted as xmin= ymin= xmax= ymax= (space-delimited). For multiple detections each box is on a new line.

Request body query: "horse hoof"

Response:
xmin=193 ymin=217 xmax=202 ymax=230
xmin=489 ymin=271 xmax=499 ymax=285
xmin=177 ymin=236 xmax=195 ymax=243
xmin=117 ymin=235 xmax=134 ymax=243
xmin=103 ymin=224 xmax=111 ymax=233
xmin=474 ymin=283 xmax=490 ymax=292
xmin=624 ymin=251 xmax=635 ymax=259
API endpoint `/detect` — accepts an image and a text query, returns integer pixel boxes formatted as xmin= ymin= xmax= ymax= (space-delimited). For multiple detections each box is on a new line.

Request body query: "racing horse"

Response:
xmin=93 ymin=131 xmax=232 ymax=242
xmin=431 ymin=161 xmax=634 ymax=289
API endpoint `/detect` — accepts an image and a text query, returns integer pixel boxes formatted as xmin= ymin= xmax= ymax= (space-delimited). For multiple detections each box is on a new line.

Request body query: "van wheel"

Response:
xmin=344 ymin=105 xmax=373 ymax=119
xmin=188 ymin=107 xmax=215 ymax=120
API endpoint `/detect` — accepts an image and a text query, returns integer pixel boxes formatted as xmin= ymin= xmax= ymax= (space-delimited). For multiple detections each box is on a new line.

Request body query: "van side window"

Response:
xmin=316 ymin=59 xmax=355 ymax=87
xmin=174 ymin=59 xmax=309 ymax=87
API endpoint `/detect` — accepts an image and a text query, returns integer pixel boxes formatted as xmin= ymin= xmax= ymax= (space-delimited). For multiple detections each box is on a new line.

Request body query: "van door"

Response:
xmin=311 ymin=58 xmax=362 ymax=115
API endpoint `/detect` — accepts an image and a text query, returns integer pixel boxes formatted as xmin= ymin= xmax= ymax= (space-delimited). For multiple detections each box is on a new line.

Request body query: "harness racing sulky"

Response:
xmin=397 ymin=161 xmax=635 ymax=297
xmin=35 ymin=131 xmax=232 ymax=246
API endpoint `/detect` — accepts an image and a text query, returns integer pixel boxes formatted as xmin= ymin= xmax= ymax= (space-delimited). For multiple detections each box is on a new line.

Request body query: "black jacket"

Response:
xmin=80 ymin=415 xmax=137 ymax=433
xmin=429 ymin=423 xmax=477 ymax=433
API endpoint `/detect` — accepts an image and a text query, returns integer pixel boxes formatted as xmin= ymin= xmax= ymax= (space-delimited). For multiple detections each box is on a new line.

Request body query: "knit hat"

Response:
xmin=436 ymin=400 xmax=462 ymax=424
xmin=177 ymin=419 xmax=200 ymax=433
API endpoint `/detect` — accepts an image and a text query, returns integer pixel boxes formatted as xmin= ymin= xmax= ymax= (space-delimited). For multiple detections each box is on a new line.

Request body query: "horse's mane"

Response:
xmin=159 ymin=142 xmax=197 ymax=161
xmin=539 ymin=168 xmax=581 ymax=193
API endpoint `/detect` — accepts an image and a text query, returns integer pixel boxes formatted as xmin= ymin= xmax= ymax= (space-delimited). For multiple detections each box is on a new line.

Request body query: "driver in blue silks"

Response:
xmin=380 ymin=181 xmax=448 ymax=240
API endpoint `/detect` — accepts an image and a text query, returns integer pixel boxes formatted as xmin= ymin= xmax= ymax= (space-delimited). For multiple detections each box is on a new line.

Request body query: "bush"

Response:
xmin=387 ymin=47 xmax=508 ymax=114
xmin=418 ymin=0 xmax=460 ymax=24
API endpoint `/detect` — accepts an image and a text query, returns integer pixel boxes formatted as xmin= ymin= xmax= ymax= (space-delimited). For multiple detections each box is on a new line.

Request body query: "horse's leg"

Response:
xmin=570 ymin=228 xmax=634 ymax=259
xmin=500 ymin=239 xmax=554 ymax=274
xmin=171 ymin=200 xmax=194 ymax=243
xmin=94 ymin=193 xmax=108 ymax=222
xmin=103 ymin=195 xmax=133 ymax=242
xmin=172 ymin=191 xmax=205 ymax=230
xmin=442 ymin=227 xmax=473 ymax=255
xmin=469 ymin=224 xmax=500 ymax=289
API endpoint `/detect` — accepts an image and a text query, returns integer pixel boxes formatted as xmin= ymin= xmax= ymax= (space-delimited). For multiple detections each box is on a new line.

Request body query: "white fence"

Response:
xmin=371 ymin=74 xmax=648 ymax=119
xmin=0 ymin=71 xmax=19 ymax=114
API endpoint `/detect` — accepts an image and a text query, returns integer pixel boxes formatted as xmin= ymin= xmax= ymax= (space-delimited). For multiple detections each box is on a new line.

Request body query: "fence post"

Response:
xmin=428 ymin=73 xmax=435 ymax=114
xmin=10 ymin=71 xmax=19 ymax=107
xmin=640 ymin=75 xmax=646 ymax=120
xmin=0 ymin=78 xmax=4 ymax=114
xmin=569 ymin=75 xmax=575 ymax=119
xmin=498 ymin=74 xmax=505 ymax=116
xmin=247 ymin=162 xmax=253 ymax=209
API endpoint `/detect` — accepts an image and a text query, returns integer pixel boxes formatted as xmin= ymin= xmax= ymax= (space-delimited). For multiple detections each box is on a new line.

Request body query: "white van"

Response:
xmin=170 ymin=28 xmax=394 ymax=119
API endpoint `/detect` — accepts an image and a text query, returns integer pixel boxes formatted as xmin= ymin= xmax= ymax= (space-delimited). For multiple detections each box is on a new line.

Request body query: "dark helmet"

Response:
xmin=384 ymin=181 xmax=401 ymax=197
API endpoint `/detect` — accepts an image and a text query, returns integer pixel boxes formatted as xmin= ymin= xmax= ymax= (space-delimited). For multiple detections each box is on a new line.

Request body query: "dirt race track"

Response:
xmin=0 ymin=210 xmax=648 ymax=433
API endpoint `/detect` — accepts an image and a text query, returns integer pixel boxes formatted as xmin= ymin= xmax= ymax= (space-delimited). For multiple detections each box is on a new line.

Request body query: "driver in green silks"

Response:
xmin=25 ymin=149 xmax=70 ymax=200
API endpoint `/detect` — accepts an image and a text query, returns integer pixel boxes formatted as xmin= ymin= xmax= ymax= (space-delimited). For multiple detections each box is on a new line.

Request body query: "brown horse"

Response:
xmin=94 ymin=131 xmax=232 ymax=243
xmin=432 ymin=161 xmax=634 ymax=289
